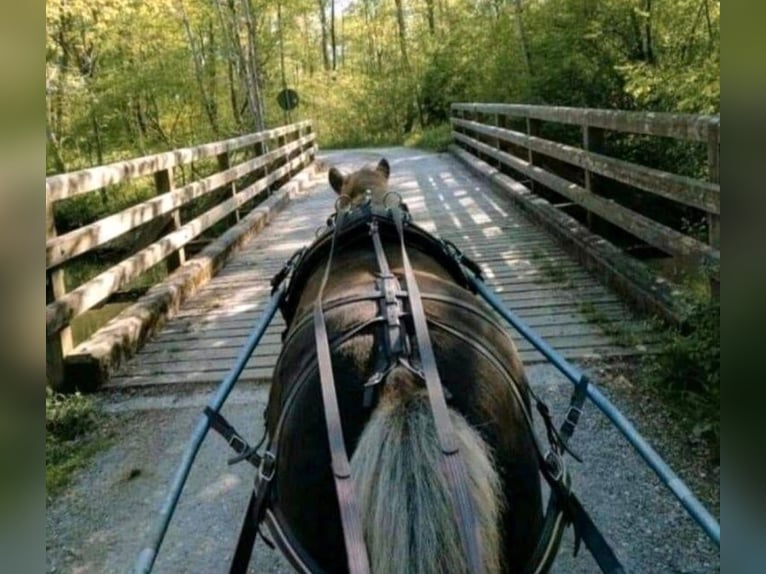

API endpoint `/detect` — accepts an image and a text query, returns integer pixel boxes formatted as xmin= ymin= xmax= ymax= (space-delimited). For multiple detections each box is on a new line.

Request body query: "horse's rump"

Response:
xmin=265 ymin=224 xmax=543 ymax=572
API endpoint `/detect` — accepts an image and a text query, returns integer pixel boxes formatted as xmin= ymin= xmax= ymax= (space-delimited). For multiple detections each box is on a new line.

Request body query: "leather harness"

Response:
xmin=206 ymin=198 xmax=626 ymax=574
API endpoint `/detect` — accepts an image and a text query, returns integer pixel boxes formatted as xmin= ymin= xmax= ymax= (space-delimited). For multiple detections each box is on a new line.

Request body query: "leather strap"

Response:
xmin=390 ymin=206 xmax=484 ymax=574
xmin=204 ymin=407 xmax=263 ymax=467
xmin=229 ymin=453 xmax=276 ymax=574
xmin=313 ymin=211 xmax=371 ymax=574
xmin=229 ymin=487 xmax=265 ymax=573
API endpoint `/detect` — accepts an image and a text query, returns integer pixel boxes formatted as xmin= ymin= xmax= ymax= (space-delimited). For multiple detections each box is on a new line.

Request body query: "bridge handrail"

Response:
xmin=46 ymin=121 xmax=316 ymax=388
xmin=450 ymin=103 xmax=719 ymax=324
xmin=451 ymin=103 xmax=719 ymax=143
xmin=46 ymin=121 xmax=312 ymax=202
xmin=450 ymin=104 xmax=719 ymax=264
xmin=451 ymin=117 xmax=719 ymax=215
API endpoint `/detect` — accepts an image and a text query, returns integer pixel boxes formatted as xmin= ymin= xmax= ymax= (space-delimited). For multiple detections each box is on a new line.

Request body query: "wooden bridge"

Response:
xmin=45 ymin=104 xmax=720 ymax=392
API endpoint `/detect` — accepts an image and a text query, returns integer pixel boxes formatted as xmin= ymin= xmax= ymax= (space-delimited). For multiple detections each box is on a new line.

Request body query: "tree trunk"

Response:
xmin=642 ymin=0 xmax=655 ymax=63
xmin=318 ymin=0 xmax=330 ymax=71
xmin=393 ymin=0 xmax=409 ymax=67
xmin=424 ymin=0 xmax=436 ymax=35
xmin=331 ymin=0 xmax=337 ymax=71
xmin=213 ymin=0 xmax=243 ymax=129
xmin=513 ymin=0 xmax=532 ymax=76
xmin=179 ymin=3 xmax=220 ymax=136
xmin=240 ymin=0 xmax=266 ymax=131
xmin=46 ymin=122 xmax=67 ymax=174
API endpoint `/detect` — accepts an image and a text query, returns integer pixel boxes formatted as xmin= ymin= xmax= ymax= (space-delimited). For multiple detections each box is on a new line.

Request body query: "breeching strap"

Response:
xmin=313 ymin=211 xmax=372 ymax=574
xmin=390 ymin=207 xmax=485 ymax=574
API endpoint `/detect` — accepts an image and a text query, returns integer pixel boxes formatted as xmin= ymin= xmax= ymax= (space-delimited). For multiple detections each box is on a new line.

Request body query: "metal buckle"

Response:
xmin=383 ymin=191 xmax=402 ymax=209
xmin=562 ymin=405 xmax=583 ymax=431
xmin=545 ymin=451 xmax=564 ymax=483
xmin=259 ymin=452 xmax=276 ymax=482
xmin=335 ymin=194 xmax=352 ymax=213
xmin=228 ymin=434 xmax=247 ymax=454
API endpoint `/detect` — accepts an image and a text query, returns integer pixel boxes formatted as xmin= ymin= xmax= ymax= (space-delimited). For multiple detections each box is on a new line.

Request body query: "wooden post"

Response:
xmin=493 ymin=113 xmax=502 ymax=169
xmin=582 ymin=124 xmax=605 ymax=230
xmin=496 ymin=113 xmax=509 ymax=174
xmin=707 ymin=124 xmax=720 ymax=300
xmin=707 ymin=125 xmax=720 ymax=248
xmin=46 ymin=196 xmax=72 ymax=390
xmin=217 ymin=151 xmax=240 ymax=222
xmin=154 ymin=167 xmax=185 ymax=271
xmin=526 ymin=117 xmax=542 ymax=192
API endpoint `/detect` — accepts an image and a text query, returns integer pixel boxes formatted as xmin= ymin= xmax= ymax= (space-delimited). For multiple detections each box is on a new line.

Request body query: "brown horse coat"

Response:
xmin=264 ymin=160 xmax=544 ymax=572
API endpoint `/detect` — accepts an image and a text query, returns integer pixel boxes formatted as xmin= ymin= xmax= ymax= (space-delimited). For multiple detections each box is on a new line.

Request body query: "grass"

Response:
xmin=641 ymin=298 xmax=720 ymax=450
xmin=403 ymin=123 xmax=453 ymax=152
xmin=530 ymin=249 xmax=569 ymax=284
xmin=46 ymin=389 xmax=111 ymax=497
xmin=578 ymin=301 xmax=645 ymax=348
xmin=579 ymin=295 xmax=720 ymax=451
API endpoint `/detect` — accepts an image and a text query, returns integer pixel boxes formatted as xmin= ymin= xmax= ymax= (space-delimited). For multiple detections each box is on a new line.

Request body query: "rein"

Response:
xmin=312 ymin=208 xmax=371 ymax=574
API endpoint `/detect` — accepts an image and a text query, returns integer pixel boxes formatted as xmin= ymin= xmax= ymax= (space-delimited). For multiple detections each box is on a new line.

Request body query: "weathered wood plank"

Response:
xmin=138 ymin=319 xmax=653 ymax=363
xmin=453 ymin=132 xmax=720 ymax=270
xmin=154 ymin=167 xmax=185 ymax=271
xmin=46 ymin=121 xmax=312 ymax=201
xmin=47 ymin=150 xmax=314 ymax=337
xmin=121 ymin=330 xmax=636 ymax=376
xmin=452 ymin=103 xmax=719 ymax=142
xmin=62 ymin=166 xmax=317 ymax=390
xmin=108 ymin=343 xmax=655 ymax=388
xmin=107 ymin=368 xmax=275 ymax=387
xmin=450 ymin=144 xmax=691 ymax=324
xmin=47 ymin=135 xmax=314 ymax=269
xmin=46 ymin=195 xmax=72 ymax=390
xmin=453 ymin=118 xmax=720 ymax=214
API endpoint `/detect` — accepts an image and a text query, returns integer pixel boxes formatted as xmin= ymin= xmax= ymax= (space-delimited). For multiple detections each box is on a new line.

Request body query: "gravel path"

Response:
xmin=46 ymin=363 xmax=719 ymax=573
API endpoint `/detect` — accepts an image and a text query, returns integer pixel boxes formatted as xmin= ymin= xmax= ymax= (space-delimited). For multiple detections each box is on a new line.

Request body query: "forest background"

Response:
xmin=46 ymin=0 xmax=720 ymax=174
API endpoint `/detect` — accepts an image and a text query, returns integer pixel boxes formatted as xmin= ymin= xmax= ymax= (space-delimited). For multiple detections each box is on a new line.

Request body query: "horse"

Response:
xmin=263 ymin=158 xmax=544 ymax=573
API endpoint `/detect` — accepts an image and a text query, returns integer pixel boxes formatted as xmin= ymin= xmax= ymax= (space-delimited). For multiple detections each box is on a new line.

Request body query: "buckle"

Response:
xmin=561 ymin=405 xmax=583 ymax=434
xmin=228 ymin=433 xmax=247 ymax=454
xmin=545 ymin=451 xmax=564 ymax=483
xmin=259 ymin=452 xmax=276 ymax=482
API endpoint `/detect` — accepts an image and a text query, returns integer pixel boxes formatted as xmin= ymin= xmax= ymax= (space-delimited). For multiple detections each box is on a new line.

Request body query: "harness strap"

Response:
xmin=564 ymin=492 xmax=626 ymax=574
xmin=370 ymin=220 xmax=407 ymax=360
xmin=229 ymin=450 xmax=277 ymax=573
xmin=390 ymin=206 xmax=484 ymax=574
xmin=313 ymin=211 xmax=372 ymax=574
xmin=204 ymin=407 xmax=263 ymax=467
xmin=560 ymin=375 xmax=589 ymax=447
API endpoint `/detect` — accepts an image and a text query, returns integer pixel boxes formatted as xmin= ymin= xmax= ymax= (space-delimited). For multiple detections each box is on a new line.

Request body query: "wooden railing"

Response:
xmin=46 ymin=121 xmax=316 ymax=388
xmin=450 ymin=103 xmax=720 ymax=321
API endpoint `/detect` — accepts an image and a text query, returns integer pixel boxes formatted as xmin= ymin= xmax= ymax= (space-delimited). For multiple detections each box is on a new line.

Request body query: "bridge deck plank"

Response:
xmin=111 ymin=148 xmax=655 ymax=390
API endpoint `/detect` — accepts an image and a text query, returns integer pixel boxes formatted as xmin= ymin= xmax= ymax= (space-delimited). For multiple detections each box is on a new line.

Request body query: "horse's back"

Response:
xmin=267 ymin=241 xmax=543 ymax=572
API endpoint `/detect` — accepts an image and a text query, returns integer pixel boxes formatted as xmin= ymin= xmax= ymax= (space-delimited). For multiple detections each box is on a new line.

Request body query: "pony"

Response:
xmin=264 ymin=158 xmax=544 ymax=573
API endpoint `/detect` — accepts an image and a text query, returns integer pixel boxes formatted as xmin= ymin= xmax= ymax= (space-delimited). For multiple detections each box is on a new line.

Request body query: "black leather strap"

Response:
xmin=204 ymin=407 xmax=262 ymax=467
xmin=567 ymin=492 xmax=626 ymax=574
xmin=229 ymin=488 xmax=264 ymax=573
xmin=313 ymin=212 xmax=371 ymax=574
xmin=390 ymin=205 xmax=484 ymax=574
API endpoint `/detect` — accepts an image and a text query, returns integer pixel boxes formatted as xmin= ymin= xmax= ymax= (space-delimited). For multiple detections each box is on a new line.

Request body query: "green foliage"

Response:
xmin=46 ymin=388 xmax=106 ymax=496
xmin=46 ymin=388 xmax=97 ymax=440
xmin=643 ymin=298 xmax=720 ymax=447
xmin=404 ymin=123 xmax=452 ymax=152
xmin=46 ymin=0 xmax=720 ymax=173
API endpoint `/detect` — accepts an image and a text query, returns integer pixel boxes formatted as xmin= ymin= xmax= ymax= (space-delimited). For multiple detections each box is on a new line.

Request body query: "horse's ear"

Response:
xmin=329 ymin=167 xmax=344 ymax=194
xmin=376 ymin=158 xmax=390 ymax=179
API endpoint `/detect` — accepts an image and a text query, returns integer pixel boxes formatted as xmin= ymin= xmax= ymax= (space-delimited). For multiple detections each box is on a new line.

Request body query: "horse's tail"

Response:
xmin=350 ymin=366 xmax=504 ymax=574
